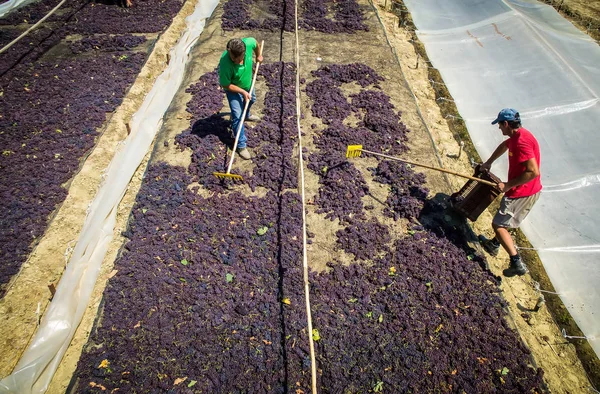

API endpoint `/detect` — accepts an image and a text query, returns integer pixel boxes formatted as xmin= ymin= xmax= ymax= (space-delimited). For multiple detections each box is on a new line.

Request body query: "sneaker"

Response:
xmin=503 ymin=255 xmax=528 ymax=277
xmin=236 ymin=147 xmax=251 ymax=160
xmin=478 ymin=234 xmax=500 ymax=257
xmin=245 ymin=114 xmax=261 ymax=122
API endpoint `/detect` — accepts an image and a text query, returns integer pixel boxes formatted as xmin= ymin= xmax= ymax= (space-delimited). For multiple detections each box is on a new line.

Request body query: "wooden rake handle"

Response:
xmin=359 ymin=148 xmax=498 ymax=187
xmin=225 ymin=40 xmax=265 ymax=175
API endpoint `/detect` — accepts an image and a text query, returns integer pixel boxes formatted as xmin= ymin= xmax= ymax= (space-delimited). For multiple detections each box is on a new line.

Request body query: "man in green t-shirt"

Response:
xmin=219 ymin=37 xmax=263 ymax=160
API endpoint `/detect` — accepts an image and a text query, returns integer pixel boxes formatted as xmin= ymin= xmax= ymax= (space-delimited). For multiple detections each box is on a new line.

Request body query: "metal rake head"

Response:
xmin=213 ymin=172 xmax=244 ymax=182
xmin=346 ymin=145 xmax=363 ymax=158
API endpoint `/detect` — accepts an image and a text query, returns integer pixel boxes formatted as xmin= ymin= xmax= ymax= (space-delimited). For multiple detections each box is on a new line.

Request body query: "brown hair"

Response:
xmin=227 ymin=38 xmax=246 ymax=58
xmin=507 ymin=119 xmax=522 ymax=129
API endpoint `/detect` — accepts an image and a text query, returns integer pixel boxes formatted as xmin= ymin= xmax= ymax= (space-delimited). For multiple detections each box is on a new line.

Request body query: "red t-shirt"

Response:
xmin=505 ymin=127 xmax=542 ymax=198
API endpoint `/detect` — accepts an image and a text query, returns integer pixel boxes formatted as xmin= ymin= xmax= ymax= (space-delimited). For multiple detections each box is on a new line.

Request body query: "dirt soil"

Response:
xmin=0 ymin=0 xmax=598 ymax=392
xmin=545 ymin=0 xmax=600 ymax=41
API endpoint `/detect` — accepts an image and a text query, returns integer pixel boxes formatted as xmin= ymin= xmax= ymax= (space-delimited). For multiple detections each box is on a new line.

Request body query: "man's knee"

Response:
xmin=492 ymin=222 xmax=509 ymax=233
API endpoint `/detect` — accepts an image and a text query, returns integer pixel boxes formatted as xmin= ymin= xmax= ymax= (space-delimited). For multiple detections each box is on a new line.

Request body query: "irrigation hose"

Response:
xmin=0 ymin=0 xmax=68 ymax=56
xmin=294 ymin=0 xmax=318 ymax=391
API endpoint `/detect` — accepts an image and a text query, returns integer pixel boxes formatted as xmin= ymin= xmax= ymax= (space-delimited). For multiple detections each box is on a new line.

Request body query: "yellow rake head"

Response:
xmin=346 ymin=145 xmax=363 ymax=158
xmin=213 ymin=172 xmax=244 ymax=182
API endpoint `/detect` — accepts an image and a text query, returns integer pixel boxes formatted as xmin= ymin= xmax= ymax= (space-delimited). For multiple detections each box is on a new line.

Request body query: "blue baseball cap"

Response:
xmin=491 ymin=108 xmax=520 ymax=124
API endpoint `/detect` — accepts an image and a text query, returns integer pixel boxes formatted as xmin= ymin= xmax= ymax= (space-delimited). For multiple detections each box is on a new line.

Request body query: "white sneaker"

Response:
xmin=236 ymin=148 xmax=251 ymax=160
xmin=245 ymin=114 xmax=261 ymax=122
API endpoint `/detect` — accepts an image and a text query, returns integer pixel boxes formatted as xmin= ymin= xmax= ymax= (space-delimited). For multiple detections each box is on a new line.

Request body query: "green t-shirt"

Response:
xmin=218 ymin=37 xmax=257 ymax=92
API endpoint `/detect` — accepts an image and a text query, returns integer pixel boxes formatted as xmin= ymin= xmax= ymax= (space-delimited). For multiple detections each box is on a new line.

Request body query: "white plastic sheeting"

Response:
xmin=0 ymin=0 xmax=219 ymax=392
xmin=404 ymin=0 xmax=600 ymax=357
xmin=0 ymin=0 xmax=37 ymax=18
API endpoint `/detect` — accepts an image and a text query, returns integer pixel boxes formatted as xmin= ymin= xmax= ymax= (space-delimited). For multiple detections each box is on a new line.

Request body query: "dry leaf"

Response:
xmin=133 ymin=321 xmax=141 ymax=329
xmin=174 ymin=377 xmax=187 ymax=385
xmin=89 ymin=382 xmax=107 ymax=390
xmin=98 ymin=359 xmax=110 ymax=369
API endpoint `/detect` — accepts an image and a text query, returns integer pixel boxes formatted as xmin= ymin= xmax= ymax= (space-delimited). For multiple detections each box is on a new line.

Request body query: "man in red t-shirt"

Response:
xmin=479 ymin=108 xmax=542 ymax=277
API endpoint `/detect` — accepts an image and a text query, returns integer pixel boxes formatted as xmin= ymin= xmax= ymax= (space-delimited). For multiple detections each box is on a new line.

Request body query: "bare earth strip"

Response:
xmin=0 ymin=0 xmax=198 ymax=389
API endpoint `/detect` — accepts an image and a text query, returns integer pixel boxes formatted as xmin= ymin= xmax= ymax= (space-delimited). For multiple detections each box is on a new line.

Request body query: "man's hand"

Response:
xmin=497 ymin=182 xmax=507 ymax=193
xmin=257 ymin=54 xmax=263 ymax=63
xmin=242 ymin=91 xmax=251 ymax=102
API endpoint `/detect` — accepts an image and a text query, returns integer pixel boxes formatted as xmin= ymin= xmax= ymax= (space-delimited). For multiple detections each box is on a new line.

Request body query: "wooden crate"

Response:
xmin=450 ymin=166 xmax=502 ymax=221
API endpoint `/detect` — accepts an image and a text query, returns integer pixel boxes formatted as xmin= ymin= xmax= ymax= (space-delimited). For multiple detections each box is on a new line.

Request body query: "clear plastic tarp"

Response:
xmin=404 ymin=0 xmax=600 ymax=357
xmin=0 ymin=0 xmax=37 ymax=18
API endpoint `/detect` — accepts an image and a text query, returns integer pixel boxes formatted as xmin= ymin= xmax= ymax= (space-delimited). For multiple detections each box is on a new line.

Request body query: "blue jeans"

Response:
xmin=226 ymin=89 xmax=256 ymax=149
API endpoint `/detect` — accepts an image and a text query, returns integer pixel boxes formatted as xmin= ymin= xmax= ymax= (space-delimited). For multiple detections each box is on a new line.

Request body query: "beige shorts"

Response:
xmin=493 ymin=192 xmax=540 ymax=229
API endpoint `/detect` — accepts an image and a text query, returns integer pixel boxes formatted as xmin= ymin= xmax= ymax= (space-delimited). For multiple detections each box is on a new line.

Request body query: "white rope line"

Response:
xmin=517 ymin=245 xmax=600 ymax=253
xmin=294 ymin=0 xmax=318 ymax=391
xmin=428 ymin=79 xmax=446 ymax=86
xmin=562 ymin=328 xmax=594 ymax=340
xmin=445 ymin=114 xmax=464 ymax=120
xmin=0 ymin=0 xmax=68 ymax=55
xmin=533 ymin=281 xmax=562 ymax=296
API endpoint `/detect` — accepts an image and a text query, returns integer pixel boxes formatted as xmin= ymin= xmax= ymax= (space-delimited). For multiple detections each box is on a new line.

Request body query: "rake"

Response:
xmin=213 ymin=40 xmax=265 ymax=182
xmin=346 ymin=145 xmax=497 ymax=187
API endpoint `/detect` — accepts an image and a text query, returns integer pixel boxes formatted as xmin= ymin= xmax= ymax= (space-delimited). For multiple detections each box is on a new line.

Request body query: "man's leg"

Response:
xmin=494 ymin=222 xmax=526 ymax=277
xmin=488 ymin=195 xmax=539 ymax=277
xmin=245 ymin=89 xmax=259 ymax=121
xmin=226 ymin=91 xmax=247 ymax=149
xmin=493 ymin=224 xmax=518 ymax=256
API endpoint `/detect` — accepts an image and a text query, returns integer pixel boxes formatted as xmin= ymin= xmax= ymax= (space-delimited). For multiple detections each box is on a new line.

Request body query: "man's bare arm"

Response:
xmin=253 ymin=41 xmax=263 ymax=63
xmin=481 ymin=141 xmax=508 ymax=171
